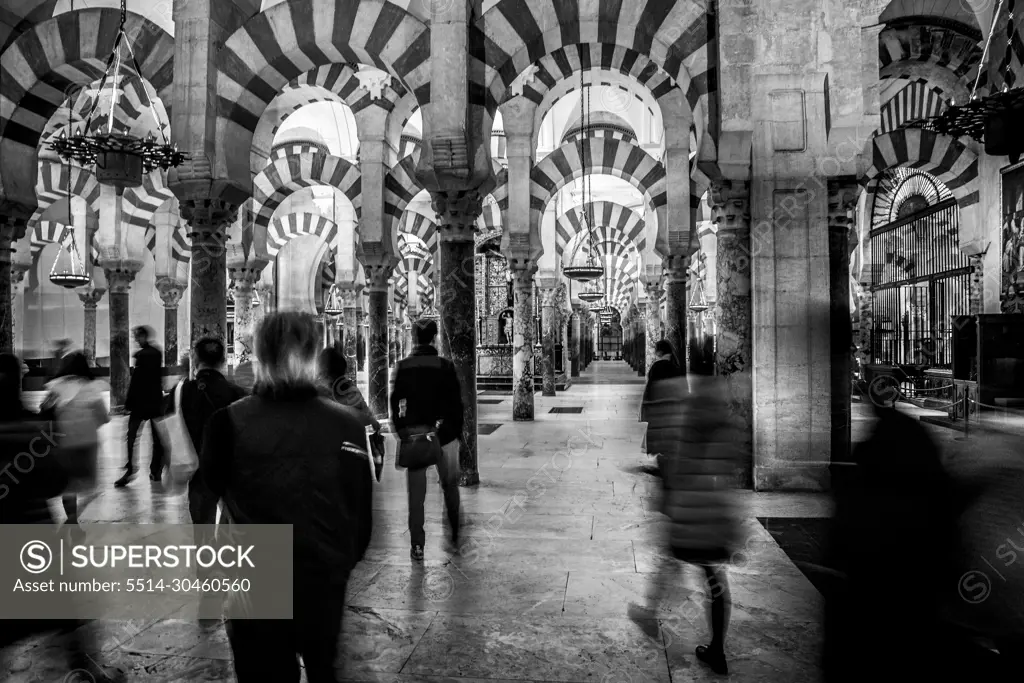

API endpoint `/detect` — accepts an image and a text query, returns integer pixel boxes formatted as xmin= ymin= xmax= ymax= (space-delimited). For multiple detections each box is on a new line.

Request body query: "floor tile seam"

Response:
xmin=393 ymin=607 xmax=442 ymax=676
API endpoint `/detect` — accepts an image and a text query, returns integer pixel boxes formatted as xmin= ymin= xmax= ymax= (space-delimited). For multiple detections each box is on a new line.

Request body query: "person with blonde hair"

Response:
xmin=200 ymin=311 xmax=373 ymax=682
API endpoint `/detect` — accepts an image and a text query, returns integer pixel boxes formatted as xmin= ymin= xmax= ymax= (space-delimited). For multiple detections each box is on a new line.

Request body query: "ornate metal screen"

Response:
xmin=868 ymin=198 xmax=971 ymax=368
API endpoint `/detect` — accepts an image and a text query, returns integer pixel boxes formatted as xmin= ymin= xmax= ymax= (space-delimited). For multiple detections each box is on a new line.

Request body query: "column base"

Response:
xmin=458 ymin=469 xmax=480 ymax=486
xmin=753 ymin=464 xmax=830 ymax=492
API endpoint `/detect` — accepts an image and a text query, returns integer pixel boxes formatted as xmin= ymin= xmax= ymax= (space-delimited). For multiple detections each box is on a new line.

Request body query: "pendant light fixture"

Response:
xmin=911 ymin=0 xmax=1024 ymax=161
xmin=578 ymin=279 xmax=604 ymax=302
xmin=49 ymin=151 xmax=91 ymax=289
xmin=48 ymin=0 xmax=186 ymax=187
xmin=688 ymin=277 xmax=708 ymax=314
xmin=324 ymin=284 xmax=344 ymax=317
xmin=562 ymin=71 xmax=605 ymax=282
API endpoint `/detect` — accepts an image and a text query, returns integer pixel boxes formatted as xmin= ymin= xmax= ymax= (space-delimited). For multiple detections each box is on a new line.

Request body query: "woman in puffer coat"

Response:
xmin=629 ymin=372 xmax=740 ymax=676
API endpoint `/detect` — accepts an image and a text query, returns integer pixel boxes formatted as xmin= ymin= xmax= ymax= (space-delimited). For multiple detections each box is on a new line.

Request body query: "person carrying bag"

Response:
xmin=397 ymin=420 xmax=443 ymax=470
xmin=154 ymin=380 xmax=198 ymax=494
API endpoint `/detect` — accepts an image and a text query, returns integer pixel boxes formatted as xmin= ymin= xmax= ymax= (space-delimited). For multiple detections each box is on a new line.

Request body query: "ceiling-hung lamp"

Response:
xmin=49 ymin=153 xmax=91 ymax=289
xmin=48 ymin=0 xmax=186 ymax=187
xmin=324 ymin=284 xmax=344 ymax=317
xmin=688 ymin=276 xmax=709 ymax=314
xmin=579 ymin=279 xmax=605 ymax=303
xmin=562 ymin=71 xmax=605 ymax=283
xmin=909 ymin=0 xmax=1024 ymax=161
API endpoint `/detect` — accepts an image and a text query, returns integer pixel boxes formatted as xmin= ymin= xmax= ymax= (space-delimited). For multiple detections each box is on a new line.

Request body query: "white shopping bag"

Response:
xmin=154 ymin=381 xmax=198 ymax=494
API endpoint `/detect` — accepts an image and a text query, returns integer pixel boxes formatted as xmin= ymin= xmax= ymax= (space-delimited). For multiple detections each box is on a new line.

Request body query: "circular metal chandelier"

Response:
xmin=48 ymin=0 xmax=185 ymax=187
xmin=578 ymin=279 xmax=604 ymax=302
xmin=324 ymin=284 xmax=344 ymax=317
xmin=49 ymin=225 xmax=90 ymax=289
xmin=562 ymin=69 xmax=604 ymax=283
xmin=909 ymin=0 xmax=1024 ymax=162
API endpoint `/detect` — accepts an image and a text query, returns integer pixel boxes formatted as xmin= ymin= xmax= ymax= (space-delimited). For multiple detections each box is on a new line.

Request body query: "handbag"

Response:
xmin=154 ymin=381 xmax=198 ymax=493
xmin=366 ymin=428 xmax=385 ymax=482
xmin=397 ymin=426 xmax=442 ymax=470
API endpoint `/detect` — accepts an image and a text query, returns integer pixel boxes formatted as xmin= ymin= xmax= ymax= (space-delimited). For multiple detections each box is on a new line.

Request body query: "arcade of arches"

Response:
xmin=2 ymin=0 xmax=1022 ymax=493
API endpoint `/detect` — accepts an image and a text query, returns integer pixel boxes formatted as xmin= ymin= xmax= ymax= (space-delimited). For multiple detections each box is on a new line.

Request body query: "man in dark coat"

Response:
xmin=390 ymin=319 xmax=464 ymax=561
xmin=115 ymin=326 xmax=167 ymax=487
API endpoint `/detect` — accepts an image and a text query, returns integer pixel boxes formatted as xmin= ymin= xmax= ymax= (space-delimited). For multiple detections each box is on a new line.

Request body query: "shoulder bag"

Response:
xmin=397 ymin=421 xmax=442 ymax=470
xmin=154 ymin=381 xmax=198 ymax=493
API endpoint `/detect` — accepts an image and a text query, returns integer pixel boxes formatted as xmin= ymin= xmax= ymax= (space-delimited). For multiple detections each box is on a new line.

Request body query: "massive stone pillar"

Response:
xmin=510 ymin=266 xmax=537 ymax=419
xmin=181 ymin=200 xmax=236 ymax=345
xmin=0 ymin=214 xmax=29 ymax=354
xmin=828 ymin=183 xmax=857 ymax=466
xmin=340 ymin=286 xmax=360 ymax=384
xmin=362 ymin=261 xmax=392 ymax=420
xmin=663 ymin=255 xmax=689 ymax=373
xmin=434 ymin=191 xmax=483 ymax=485
xmin=155 ymin=277 xmax=186 ymax=366
xmin=635 ymin=304 xmax=647 ymax=377
xmin=356 ymin=309 xmax=366 ymax=370
xmin=570 ymin=305 xmax=582 ymax=377
xmin=102 ymin=265 xmax=141 ymax=411
xmin=644 ymin=281 xmax=663 ymax=373
xmin=711 ymin=181 xmax=753 ymax=487
xmin=538 ymin=280 xmax=558 ymax=397
xmin=78 ymin=289 xmax=106 ymax=365
xmin=228 ymin=265 xmax=265 ymax=366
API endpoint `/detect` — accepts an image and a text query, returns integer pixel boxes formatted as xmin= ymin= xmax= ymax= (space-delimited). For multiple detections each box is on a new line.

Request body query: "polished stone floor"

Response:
xmin=5 ymin=362 xmax=832 ymax=682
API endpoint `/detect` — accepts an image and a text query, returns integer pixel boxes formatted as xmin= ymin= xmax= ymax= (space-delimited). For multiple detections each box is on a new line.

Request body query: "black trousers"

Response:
xmin=124 ymin=412 xmax=166 ymax=478
xmin=227 ymin=586 xmax=347 ymax=683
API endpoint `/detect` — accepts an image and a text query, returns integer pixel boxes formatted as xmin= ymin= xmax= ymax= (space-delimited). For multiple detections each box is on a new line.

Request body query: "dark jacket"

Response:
xmin=640 ymin=358 xmax=682 ymax=422
xmin=168 ymin=368 xmax=248 ymax=453
xmin=390 ymin=345 xmax=463 ymax=445
xmin=318 ymin=378 xmax=380 ymax=432
xmin=125 ymin=343 xmax=164 ymax=417
xmin=0 ymin=412 xmax=67 ymax=524
xmin=200 ymin=385 xmax=373 ymax=584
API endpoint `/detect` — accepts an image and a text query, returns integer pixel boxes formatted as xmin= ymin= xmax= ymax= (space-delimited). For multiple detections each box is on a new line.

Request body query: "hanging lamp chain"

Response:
xmin=971 ymin=0 xmax=1008 ymax=100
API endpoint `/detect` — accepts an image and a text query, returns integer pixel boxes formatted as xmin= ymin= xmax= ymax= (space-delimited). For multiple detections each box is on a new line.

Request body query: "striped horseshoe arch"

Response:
xmin=863 ymin=129 xmax=980 ymax=209
xmin=251 ymin=150 xmax=362 ymax=233
xmin=30 ymin=220 xmax=100 ymax=266
xmin=470 ymin=1 xmax=716 ymax=116
xmin=531 ymin=138 xmax=666 ymax=217
xmin=878 ymin=24 xmax=983 ymax=87
xmin=384 ymin=156 xmax=423 ymax=238
xmin=555 ymin=201 xmax=646 ymax=260
xmin=33 ymin=162 xmax=99 ymax=225
xmin=400 ymin=211 xmax=438 ymax=252
xmin=215 ymin=0 xmax=431 ymax=185
xmin=122 ymin=176 xmax=174 ymax=230
xmin=878 ymin=81 xmax=948 ymax=134
xmin=474 ymin=194 xmax=503 ymax=246
xmin=0 ymin=9 xmax=174 ymax=195
xmin=266 ymin=213 xmax=340 ymax=259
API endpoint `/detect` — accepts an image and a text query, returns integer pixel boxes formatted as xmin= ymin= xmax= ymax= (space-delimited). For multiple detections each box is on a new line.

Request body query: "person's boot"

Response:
xmin=411 ymin=545 xmax=424 ymax=561
xmin=113 ymin=471 xmax=133 ymax=488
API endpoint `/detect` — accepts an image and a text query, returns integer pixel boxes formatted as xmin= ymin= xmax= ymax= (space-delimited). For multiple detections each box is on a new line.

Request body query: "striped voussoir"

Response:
xmin=470 ymin=0 xmax=715 ymax=118
xmin=251 ymin=150 xmax=362 ymax=232
xmin=121 ymin=174 xmax=173 ymax=230
xmin=400 ymin=211 xmax=438 ymax=252
xmin=33 ymin=160 xmax=99 ymax=225
xmin=399 ymin=134 xmax=422 ymax=162
xmin=562 ymin=126 xmax=634 ymax=146
xmin=29 ymin=219 xmax=100 ymax=267
xmin=878 ymin=80 xmax=947 ymax=134
xmin=393 ymin=272 xmax=433 ymax=308
xmin=476 ymin=194 xmax=503 ymax=235
xmin=383 ymin=155 xmax=422 ymax=237
xmin=555 ymin=201 xmax=646 ymax=259
xmin=397 ymin=231 xmax=431 ymax=259
xmin=167 ymin=221 xmax=190 ymax=264
xmin=870 ymin=167 xmax=953 ymax=227
xmin=863 ymin=129 xmax=979 ymax=210
xmin=0 ymin=9 xmax=173 ymax=155
xmin=215 ymin=0 xmax=432 ymax=181
xmin=531 ymin=138 xmax=666 ymax=214
xmin=878 ymin=24 xmax=983 ymax=87
xmin=266 ymin=212 xmax=340 ymax=259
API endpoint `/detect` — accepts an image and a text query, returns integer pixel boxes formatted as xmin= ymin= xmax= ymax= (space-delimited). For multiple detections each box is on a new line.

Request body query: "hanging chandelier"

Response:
xmin=48 ymin=0 xmax=186 ymax=187
xmin=688 ymin=277 xmax=709 ymax=314
xmin=324 ymin=284 xmax=344 ymax=317
xmin=578 ymin=279 xmax=604 ymax=302
xmin=910 ymin=0 xmax=1024 ymax=161
xmin=49 ymin=150 xmax=91 ymax=289
xmin=562 ymin=71 xmax=605 ymax=282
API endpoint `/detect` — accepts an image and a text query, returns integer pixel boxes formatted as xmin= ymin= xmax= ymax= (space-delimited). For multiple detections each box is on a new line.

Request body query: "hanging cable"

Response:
xmin=973 ymin=0 xmax=1008 ymax=99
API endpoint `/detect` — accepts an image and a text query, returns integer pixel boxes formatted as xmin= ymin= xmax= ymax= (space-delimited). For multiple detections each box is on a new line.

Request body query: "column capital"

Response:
xmin=101 ymin=263 xmax=142 ymax=294
xmin=663 ymin=253 xmax=690 ymax=282
xmin=78 ymin=287 xmax=106 ymax=308
xmin=181 ymin=198 xmax=239 ymax=235
xmin=357 ymin=244 xmax=399 ymax=292
xmin=228 ymin=261 xmax=268 ymax=288
xmin=10 ymin=263 xmax=31 ymax=287
xmin=154 ymin=276 xmax=187 ymax=308
xmin=0 ymin=203 xmax=33 ymax=244
xmin=828 ymin=178 xmax=859 ymax=231
xmin=710 ymin=180 xmax=751 ymax=232
xmin=644 ymin=279 xmax=664 ymax=300
xmin=432 ymin=190 xmax=484 ymax=241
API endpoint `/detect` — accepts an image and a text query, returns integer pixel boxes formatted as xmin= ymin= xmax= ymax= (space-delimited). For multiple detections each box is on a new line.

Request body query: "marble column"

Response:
xmin=340 ymin=287 xmax=360 ymax=383
xmin=356 ymin=310 xmax=366 ymax=371
xmin=434 ymin=190 xmax=483 ymax=486
xmin=570 ymin=307 xmax=581 ymax=377
xmin=364 ymin=269 xmax=390 ymax=420
xmin=228 ymin=267 xmax=264 ymax=366
xmin=969 ymin=255 xmax=985 ymax=315
xmin=10 ymin=263 xmax=29 ymax=349
xmin=0 ymin=230 xmax=14 ymax=354
xmin=78 ymin=288 xmax=106 ymax=365
xmin=664 ymin=256 xmax=689 ymax=374
xmin=509 ymin=267 xmax=536 ymax=419
xmin=181 ymin=200 xmax=236 ymax=345
xmin=711 ymin=181 xmax=753 ymax=488
xmin=828 ymin=185 xmax=856 ymax=466
xmin=644 ymin=283 xmax=663 ymax=374
xmin=155 ymin=277 xmax=186 ymax=366
xmin=635 ymin=305 xmax=647 ymax=377
xmin=539 ymin=284 xmax=558 ymax=396
xmin=387 ymin=311 xmax=398 ymax=367
xmin=103 ymin=265 xmax=140 ymax=412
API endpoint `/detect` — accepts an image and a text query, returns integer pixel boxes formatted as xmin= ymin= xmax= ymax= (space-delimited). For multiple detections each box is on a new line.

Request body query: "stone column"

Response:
xmin=828 ymin=183 xmax=857 ymax=467
xmin=363 ymin=262 xmax=392 ymax=420
xmin=181 ymin=200 xmax=236 ymax=345
xmin=510 ymin=266 xmax=536 ymax=418
xmin=0 ymin=226 xmax=18 ymax=354
xmin=10 ymin=263 xmax=29 ymax=349
xmin=155 ymin=277 xmax=186 ymax=366
xmin=78 ymin=288 xmax=106 ymax=365
xmin=711 ymin=181 xmax=753 ymax=487
xmin=538 ymin=281 xmax=558 ymax=397
xmin=570 ymin=306 xmax=581 ymax=377
xmin=102 ymin=264 xmax=141 ymax=411
xmin=388 ymin=310 xmax=398 ymax=367
xmin=228 ymin=266 xmax=265 ymax=366
xmin=356 ymin=309 xmax=366 ymax=371
xmin=635 ymin=304 xmax=647 ymax=377
xmin=434 ymin=190 xmax=483 ymax=486
xmin=664 ymin=255 xmax=689 ymax=374
xmin=340 ymin=286 xmax=360 ymax=383
xmin=644 ymin=282 xmax=663 ymax=373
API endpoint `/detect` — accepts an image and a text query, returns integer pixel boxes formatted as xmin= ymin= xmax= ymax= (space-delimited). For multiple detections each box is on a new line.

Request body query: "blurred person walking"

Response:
xmin=0 ymin=353 xmax=124 ymax=683
xmin=115 ymin=326 xmax=167 ymax=487
xmin=200 ymin=312 xmax=373 ymax=683
xmin=628 ymin=371 xmax=740 ymax=675
xmin=639 ymin=339 xmax=682 ymax=467
xmin=318 ymin=344 xmax=384 ymax=481
xmin=390 ymin=319 xmax=463 ymax=561
xmin=39 ymin=351 xmax=109 ymax=540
